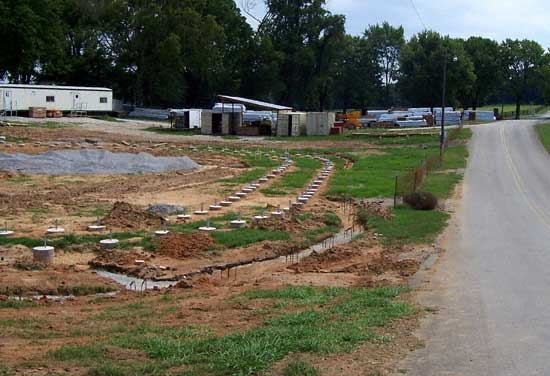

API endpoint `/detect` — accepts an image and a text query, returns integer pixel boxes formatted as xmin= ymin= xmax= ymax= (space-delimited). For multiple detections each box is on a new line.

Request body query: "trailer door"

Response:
xmin=72 ymin=92 xmax=81 ymax=110
xmin=2 ymin=90 xmax=12 ymax=111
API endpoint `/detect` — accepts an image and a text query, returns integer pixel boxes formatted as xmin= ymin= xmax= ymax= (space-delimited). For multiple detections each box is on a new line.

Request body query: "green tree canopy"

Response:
xmin=399 ymin=31 xmax=475 ymax=109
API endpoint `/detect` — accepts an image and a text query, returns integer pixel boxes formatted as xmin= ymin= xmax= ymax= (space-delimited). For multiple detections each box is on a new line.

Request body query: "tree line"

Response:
xmin=1 ymin=0 xmax=549 ymax=116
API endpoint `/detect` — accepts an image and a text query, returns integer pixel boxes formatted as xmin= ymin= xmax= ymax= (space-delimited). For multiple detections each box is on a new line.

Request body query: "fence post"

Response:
xmin=394 ymin=175 xmax=398 ymax=208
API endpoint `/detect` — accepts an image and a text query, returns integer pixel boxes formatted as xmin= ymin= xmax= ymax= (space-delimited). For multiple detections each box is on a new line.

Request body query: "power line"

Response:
xmin=409 ymin=0 xmax=427 ymax=30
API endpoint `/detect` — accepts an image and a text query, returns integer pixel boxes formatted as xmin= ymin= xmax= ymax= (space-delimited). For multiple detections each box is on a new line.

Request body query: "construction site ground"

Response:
xmin=0 ymin=117 xmax=453 ymax=376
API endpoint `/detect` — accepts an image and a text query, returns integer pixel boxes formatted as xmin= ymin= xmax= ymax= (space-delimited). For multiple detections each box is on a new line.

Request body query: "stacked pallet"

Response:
xmin=434 ymin=110 xmax=461 ymax=126
xmin=29 ymin=107 xmax=46 ymax=118
xmin=464 ymin=110 xmax=495 ymax=122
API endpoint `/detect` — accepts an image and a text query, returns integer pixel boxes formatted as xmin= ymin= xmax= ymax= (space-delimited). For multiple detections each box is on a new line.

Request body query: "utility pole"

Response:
xmin=440 ymin=54 xmax=458 ymax=160
xmin=440 ymin=57 xmax=447 ymax=160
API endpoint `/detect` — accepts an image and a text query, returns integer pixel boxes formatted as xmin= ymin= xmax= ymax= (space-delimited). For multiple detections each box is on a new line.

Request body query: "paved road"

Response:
xmin=398 ymin=119 xmax=550 ymax=375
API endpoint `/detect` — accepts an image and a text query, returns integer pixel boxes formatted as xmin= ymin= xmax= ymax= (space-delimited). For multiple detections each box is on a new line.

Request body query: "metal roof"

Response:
xmin=218 ymin=95 xmax=292 ymax=111
xmin=0 ymin=84 xmax=112 ymax=92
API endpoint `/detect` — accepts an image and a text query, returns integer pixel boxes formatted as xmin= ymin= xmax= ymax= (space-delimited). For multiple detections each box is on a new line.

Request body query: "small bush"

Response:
xmin=356 ymin=208 xmax=369 ymax=228
xmin=403 ymin=191 xmax=438 ymax=211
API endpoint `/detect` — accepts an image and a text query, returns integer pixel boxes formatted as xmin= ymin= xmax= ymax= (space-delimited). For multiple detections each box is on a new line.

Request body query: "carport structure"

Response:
xmin=217 ymin=95 xmax=292 ymax=135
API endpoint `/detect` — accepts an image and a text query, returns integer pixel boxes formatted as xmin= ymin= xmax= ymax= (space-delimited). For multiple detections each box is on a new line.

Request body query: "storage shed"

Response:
xmin=201 ymin=95 xmax=292 ymax=136
xmin=0 ymin=84 xmax=113 ymax=115
xmin=306 ymin=112 xmax=336 ymax=136
xmin=277 ymin=112 xmax=306 ymax=137
xmin=170 ymin=109 xmax=202 ymax=129
xmin=200 ymin=109 xmax=243 ymax=136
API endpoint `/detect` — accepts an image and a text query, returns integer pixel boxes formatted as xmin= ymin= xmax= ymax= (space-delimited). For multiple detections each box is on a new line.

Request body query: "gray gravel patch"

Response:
xmin=0 ymin=150 xmax=200 ymax=175
xmin=146 ymin=204 xmax=185 ymax=215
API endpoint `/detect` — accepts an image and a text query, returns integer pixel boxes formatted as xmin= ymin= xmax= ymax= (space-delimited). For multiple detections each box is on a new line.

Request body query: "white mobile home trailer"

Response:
xmin=0 ymin=84 xmax=113 ymax=114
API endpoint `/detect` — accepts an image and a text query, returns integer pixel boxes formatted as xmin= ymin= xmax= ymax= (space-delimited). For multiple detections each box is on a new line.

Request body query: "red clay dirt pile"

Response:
xmin=103 ymin=201 xmax=163 ymax=230
xmin=155 ymin=232 xmax=214 ymax=259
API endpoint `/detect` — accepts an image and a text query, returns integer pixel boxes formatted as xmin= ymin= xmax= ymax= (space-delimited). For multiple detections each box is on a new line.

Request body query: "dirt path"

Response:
xmin=397 ymin=119 xmax=550 ymax=375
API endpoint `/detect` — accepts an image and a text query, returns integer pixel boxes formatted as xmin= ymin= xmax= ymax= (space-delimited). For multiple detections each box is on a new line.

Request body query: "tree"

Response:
xmin=334 ymin=35 xmax=381 ymax=111
xmin=0 ymin=0 xmax=65 ymax=83
xmin=260 ymin=0 xmax=346 ymax=110
xmin=500 ymin=39 xmax=545 ymax=119
xmin=399 ymin=31 xmax=476 ymax=109
xmin=463 ymin=37 xmax=502 ymax=109
xmin=364 ymin=22 xmax=404 ymax=107
xmin=155 ymin=33 xmax=185 ymax=107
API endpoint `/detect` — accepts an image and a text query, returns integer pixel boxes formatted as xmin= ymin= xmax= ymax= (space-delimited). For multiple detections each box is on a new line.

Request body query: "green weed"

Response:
xmin=368 ymin=206 xmax=450 ymax=245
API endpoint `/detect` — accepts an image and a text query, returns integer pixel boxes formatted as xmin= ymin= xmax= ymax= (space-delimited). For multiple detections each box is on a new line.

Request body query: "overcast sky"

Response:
xmin=238 ymin=0 xmax=550 ymax=48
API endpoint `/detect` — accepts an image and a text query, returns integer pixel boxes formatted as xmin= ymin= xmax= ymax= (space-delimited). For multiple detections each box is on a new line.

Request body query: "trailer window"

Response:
xmin=100 ymin=97 xmax=108 ymax=104
xmin=46 ymin=96 xmax=55 ymax=102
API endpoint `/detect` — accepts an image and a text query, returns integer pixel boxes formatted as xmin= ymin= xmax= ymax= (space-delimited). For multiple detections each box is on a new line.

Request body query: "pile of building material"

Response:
xmin=128 ymin=107 xmax=169 ymax=120
xmin=434 ymin=110 xmax=462 ymax=126
xmin=463 ymin=110 xmax=496 ymax=122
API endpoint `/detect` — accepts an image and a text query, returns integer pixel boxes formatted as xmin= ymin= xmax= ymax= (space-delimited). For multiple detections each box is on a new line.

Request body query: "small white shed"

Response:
xmin=277 ymin=112 xmax=307 ymax=137
xmin=170 ymin=109 xmax=202 ymax=129
xmin=0 ymin=84 xmax=113 ymax=113
xmin=306 ymin=112 xmax=335 ymax=136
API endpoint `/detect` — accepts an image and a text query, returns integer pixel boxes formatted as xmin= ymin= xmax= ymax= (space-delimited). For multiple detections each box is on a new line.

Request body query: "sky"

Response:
xmin=238 ymin=0 xmax=550 ymax=49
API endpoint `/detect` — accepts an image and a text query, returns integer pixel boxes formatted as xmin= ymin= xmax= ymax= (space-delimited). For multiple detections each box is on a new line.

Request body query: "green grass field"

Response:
xmin=261 ymin=158 xmax=323 ymax=196
xmin=368 ymin=206 xmax=451 ymax=245
xmin=535 ymin=123 xmax=550 ymax=153
xmin=46 ymin=285 xmax=413 ymax=375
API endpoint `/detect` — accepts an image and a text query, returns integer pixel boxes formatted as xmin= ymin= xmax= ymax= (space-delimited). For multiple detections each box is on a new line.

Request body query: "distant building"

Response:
xmin=0 ymin=84 xmax=113 ymax=115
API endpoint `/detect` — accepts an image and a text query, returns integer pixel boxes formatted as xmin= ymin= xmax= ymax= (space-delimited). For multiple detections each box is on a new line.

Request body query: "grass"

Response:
xmin=143 ymin=127 xmax=198 ymax=136
xmin=420 ymin=172 xmax=463 ymax=199
xmin=9 ymin=121 xmax=72 ymax=129
xmin=368 ymin=206 xmax=450 ymax=245
xmin=536 ymin=123 xmax=550 ymax=153
xmin=0 ymin=231 xmax=146 ymax=250
xmin=0 ymin=300 xmax=39 ymax=310
xmin=326 ymin=127 xmax=471 ymax=199
xmin=48 ymin=285 xmax=413 ymax=375
xmin=92 ymin=115 xmax=123 ymax=123
xmin=211 ymin=228 xmax=290 ymax=249
xmin=477 ymin=104 xmax=542 ymax=112
xmin=261 ymin=158 xmax=322 ymax=196
xmin=326 ymin=147 xmax=431 ymax=198
xmin=282 ymin=361 xmax=319 ymax=376
xmin=222 ymin=168 xmax=267 ymax=184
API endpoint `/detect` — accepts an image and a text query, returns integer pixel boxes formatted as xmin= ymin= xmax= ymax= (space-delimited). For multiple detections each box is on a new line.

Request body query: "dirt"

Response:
xmin=356 ymin=200 xmax=392 ymax=220
xmin=288 ymin=236 xmax=421 ymax=287
xmin=155 ymin=232 xmax=214 ymax=259
xmin=103 ymin=201 xmax=164 ymax=230
xmin=0 ymin=117 xmax=439 ymax=376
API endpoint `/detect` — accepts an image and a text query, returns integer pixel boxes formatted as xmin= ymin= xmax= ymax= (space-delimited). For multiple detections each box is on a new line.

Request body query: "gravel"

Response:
xmin=146 ymin=204 xmax=186 ymax=215
xmin=0 ymin=150 xmax=200 ymax=175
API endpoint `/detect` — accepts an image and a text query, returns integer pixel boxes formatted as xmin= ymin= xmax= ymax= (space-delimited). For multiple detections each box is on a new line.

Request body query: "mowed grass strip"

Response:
xmin=420 ymin=172 xmax=463 ymax=199
xmin=261 ymin=158 xmax=323 ymax=196
xmin=48 ymin=285 xmax=413 ymax=376
xmin=535 ymin=123 xmax=550 ymax=153
xmin=326 ymin=147 xmax=431 ymax=198
xmin=327 ymin=128 xmax=471 ymax=199
xmin=368 ymin=206 xmax=450 ymax=245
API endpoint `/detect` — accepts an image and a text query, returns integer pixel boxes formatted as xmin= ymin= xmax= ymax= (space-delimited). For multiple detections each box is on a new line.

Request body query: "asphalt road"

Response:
xmin=398 ymin=118 xmax=550 ymax=375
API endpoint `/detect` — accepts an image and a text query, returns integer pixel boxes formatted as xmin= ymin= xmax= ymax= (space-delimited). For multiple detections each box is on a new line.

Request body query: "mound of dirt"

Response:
xmin=289 ymin=249 xmax=363 ymax=273
xmin=252 ymin=211 xmax=334 ymax=234
xmin=357 ymin=200 xmax=392 ymax=220
xmin=93 ymin=249 xmax=151 ymax=266
xmin=155 ymin=232 xmax=214 ymax=259
xmin=103 ymin=201 xmax=163 ymax=230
